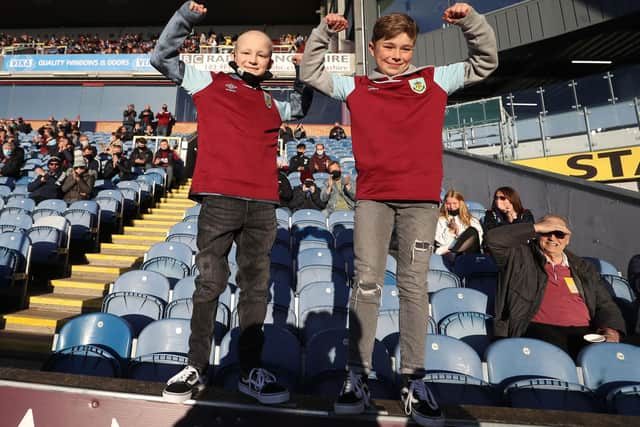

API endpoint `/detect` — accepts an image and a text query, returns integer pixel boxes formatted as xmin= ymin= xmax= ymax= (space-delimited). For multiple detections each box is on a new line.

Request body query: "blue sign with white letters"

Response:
xmin=0 ymin=54 xmax=156 ymax=72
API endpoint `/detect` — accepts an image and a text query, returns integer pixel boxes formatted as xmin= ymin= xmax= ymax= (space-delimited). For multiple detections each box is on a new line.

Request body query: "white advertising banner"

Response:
xmin=179 ymin=53 xmax=355 ymax=77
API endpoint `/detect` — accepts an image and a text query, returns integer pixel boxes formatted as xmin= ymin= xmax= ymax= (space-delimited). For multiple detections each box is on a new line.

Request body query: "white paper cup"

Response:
xmin=583 ymin=333 xmax=606 ymax=343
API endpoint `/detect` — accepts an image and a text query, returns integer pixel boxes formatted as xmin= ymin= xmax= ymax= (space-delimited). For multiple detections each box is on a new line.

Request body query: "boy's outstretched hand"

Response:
xmin=442 ymin=3 xmax=472 ymax=24
xmin=325 ymin=14 xmax=348 ymax=32
xmin=189 ymin=1 xmax=208 ymax=15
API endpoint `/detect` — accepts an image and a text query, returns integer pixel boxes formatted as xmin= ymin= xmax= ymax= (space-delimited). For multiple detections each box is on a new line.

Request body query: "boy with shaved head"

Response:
xmin=151 ymin=1 xmax=312 ymax=405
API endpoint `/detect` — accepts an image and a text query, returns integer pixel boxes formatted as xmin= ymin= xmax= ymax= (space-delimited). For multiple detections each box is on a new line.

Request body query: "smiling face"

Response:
xmin=368 ymin=32 xmax=415 ymax=77
xmin=232 ymin=31 xmax=273 ymax=76
xmin=444 ymin=196 xmax=460 ymax=212
xmin=538 ymin=216 xmax=571 ymax=259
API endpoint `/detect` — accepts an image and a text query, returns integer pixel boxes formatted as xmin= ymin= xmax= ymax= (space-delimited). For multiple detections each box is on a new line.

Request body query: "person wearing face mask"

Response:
xmin=483 ymin=186 xmax=534 ymax=231
xmin=321 ymin=161 xmax=355 ymax=214
xmin=130 ymin=137 xmax=154 ymax=173
xmin=310 ymin=143 xmax=330 ymax=173
xmin=82 ymin=144 xmax=101 ymax=176
xmin=156 ymin=104 xmax=174 ymax=136
xmin=151 ymin=1 xmax=313 ymax=405
xmin=434 ymin=190 xmax=483 ymax=255
xmin=0 ymin=141 xmax=24 ymax=179
xmin=289 ymin=169 xmax=327 ymax=212
xmin=485 ymin=214 xmax=625 ymax=360
xmin=28 ymin=155 xmax=63 ymax=203
xmin=288 ymin=142 xmax=310 ymax=174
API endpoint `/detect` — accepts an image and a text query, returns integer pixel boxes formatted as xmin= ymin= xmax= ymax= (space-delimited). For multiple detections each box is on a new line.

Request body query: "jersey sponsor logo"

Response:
xmin=408 ymin=77 xmax=427 ymax=94
xmin=225 ymin=83 xmax=237 ymax=93
xmin=264 ymin=92 xmax=273 ymax=109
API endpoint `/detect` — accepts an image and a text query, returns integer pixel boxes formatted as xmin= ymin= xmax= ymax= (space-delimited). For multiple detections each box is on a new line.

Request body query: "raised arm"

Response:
xmin=150 ymin=1 xmax=207 ymax=85
xmin=300 ymin=14 xmax=354 ymax=101
xmin=274 ymin=55 xmax=314 ymax=120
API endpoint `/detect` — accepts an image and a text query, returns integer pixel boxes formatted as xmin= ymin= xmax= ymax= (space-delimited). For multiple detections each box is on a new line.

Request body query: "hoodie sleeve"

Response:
xmin=150 ymin=1 xmax=212 ymax=95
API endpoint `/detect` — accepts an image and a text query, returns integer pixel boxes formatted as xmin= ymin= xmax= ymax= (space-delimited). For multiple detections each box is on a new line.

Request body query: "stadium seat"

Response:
xmin=293 ymin=226 xmax=334 ymax=253
xmin=43 ymin=344 xmax=121 ymax=378
xmin=430 ymin=287 xmax=488 ymax=325
xmin=215 ymin=325 xmax=301 ymax=392
xmin=111 ymin=270 xmax=171 ymax=302
xmin=427 ymin=269 xmax=461 ymax=293
xmin=145 ymin=241 xmax=194 ymax=267
xmin=5 ymin=196 xmax=36 ymax=212
xmin=328 ymin=210 xmax=354 ymax=233
xmin=304 ymin=328 xmax=394 ymax=399
xmin=375 ymin=309 xmax=437 ymax=356
xmin=298 ymin=281 xmax=350 ymax=343
xmin=166 ymin=233 xmax=198 ymax=253
xmin=36 ymin=198 xmax=67 ymax=214
xmin=102 ymin=291 xmax=165 ymax=336
xmin=95 ymin=189 xmax=124 ymax=232
xmin=439 ymin=311 xmax=493 ymax=357
xmin=28 ymin=216 xmax=71 ymax=272
xmin=183 ymin=204 xmax=201 ymax=222
xmin=230 ymin=302 xmax=297 ymax=332
xmin=275 ymin=207 xmax=290 ymax=229
xmin=578 ymin=343 xmax=640 ymax=414
xmin=600 ymin=274 xmax=636 ymax=303
xmin=0 ymin=230 xmax=31 ymax=281
xmin=0 ymin=176 xmax=16 ymax=190
xmin=168 ymin=221 xmax=198 ymax=238
xmin=429 ymin=254 xmax=449 ymax=272
xmin=380 ymin=284 xmax=400 ymax=311
xmin=141 ymin=257 xmax=190 ymax=285
xmin=583 ymin=257 xmax=621 ymax=276
xmin=486 ymin=338 xmax=596 ymax=412
xmin=291 ymin=209 xmax=327 ymax=230
xmin=116 ymin=181 xmax=141 ymax=218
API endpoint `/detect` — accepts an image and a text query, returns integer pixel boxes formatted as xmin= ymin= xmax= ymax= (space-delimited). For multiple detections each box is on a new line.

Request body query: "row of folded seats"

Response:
xmin=43 ymin=311 xmax=640 ymax=415
xmin=0 ymin=168 xmax=171 ymax=289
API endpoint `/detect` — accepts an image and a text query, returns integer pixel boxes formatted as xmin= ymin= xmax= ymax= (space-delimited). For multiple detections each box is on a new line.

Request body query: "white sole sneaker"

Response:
xmin=162 ymin=389 xmax=192 ymax=404
xmin=238 ymin=381 xmax=290 ymax=405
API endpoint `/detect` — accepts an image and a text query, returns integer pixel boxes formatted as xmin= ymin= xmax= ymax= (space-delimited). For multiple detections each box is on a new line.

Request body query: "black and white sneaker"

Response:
xmin=334 ymin=370 xmax=371 ymax=415
xmin=162 ymin=365 xmax=202 ymax=403
xmin=238 ymin=368 xmax=290 ymax=405
xmin=401 ymin=380 xmax=444 ymax=427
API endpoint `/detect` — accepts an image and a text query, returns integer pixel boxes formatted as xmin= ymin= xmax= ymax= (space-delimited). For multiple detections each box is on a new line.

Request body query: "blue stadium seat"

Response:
xmin=53 ymin=312 xmax=133 ymax=360
xmin=168 ymin=221 xmax=198 ymax=237
xmin=275 ymin=207 xmax=290 ymax=229
xmin=36 ymin=198 xmax=67 ymax=214
xmin=328 ymin=210 xmax=354 ymax=233
xmin=600 ymin=274 xmax=636 ymax=303
xmin=28 ymin=216 xmax=71 ymax=271
xmin=31 ymin=208 xmax=62 ymax=222
xmin=102 ymin=291 xmax=165 ymax=336
xmin=304 ymin=328 xmax=394 ymax=399
xmin=145 ymin=241 xmax=194 ymax=268
xmin=116 ymin=182 xmax=141 ymax=218
xmin=486 ymin=338 xmax=596 ymax=412
xmin=111 ymin=270 xmax=171 ymax=302
xmin=0 ymin=177 xmax=16 ymax=190
xmin=215 ymin=325 xmax=301 ymax=392
xmin=427 ymin=269 xmax=461 ymax=293
xmin=95 ymin=189 xmax=124 ymax=232
xmin=583 ymin=257 xmax=621 ymax=276
xmin=141 ymin=257 xmax=190 ymax=285
xmin=166 ymin=233 xmax=198 ymax=253
xmin=298 ymin=281 xmax=350 ymax=343
xmin=6 ymin=196 xmax=35 ymax=212
xmin=183 ymin=204 xmax=201 ymax=222
xmin=430 ymin=287 xmax=488 ymax=325
xmin=43 ymin=344 xmax=121 ymax=378
xmin=0 ymin=230 xmax=31 ymax=284
xmin=375 ymin=309 xmax=437 ymax=356
xmin=231 ymin=303 xmax=297 ymax=331
xmin=578 ymin=342 xmax=640 ymax=414
xmin=439 ymin=311 xmax=493 ymax=357
xmin=293 ymin=226 xmax=334 ymax=252
xmin=380 ymin=284 xmax=400 ymax=311
xmin=429 ymin=254 xmax=449 ymax=272
xmin=291 ymin=209 xmax=327 ymax=230
xmin=0 ymin=210 xmax=32 ymax=232
xmin=64 ymin=201 xmax=100 ymax=245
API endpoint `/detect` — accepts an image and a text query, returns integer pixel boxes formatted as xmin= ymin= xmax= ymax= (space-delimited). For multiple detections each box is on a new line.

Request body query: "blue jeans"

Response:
xmin=188 ymin=195 xmax=276 ymax=374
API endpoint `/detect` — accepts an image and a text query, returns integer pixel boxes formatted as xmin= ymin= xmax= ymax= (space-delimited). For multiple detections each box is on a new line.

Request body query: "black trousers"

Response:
xmin=188 ymin=195 xmax=276 ymax=375
xmin=523 ymin=322 xmax=592 ymax=360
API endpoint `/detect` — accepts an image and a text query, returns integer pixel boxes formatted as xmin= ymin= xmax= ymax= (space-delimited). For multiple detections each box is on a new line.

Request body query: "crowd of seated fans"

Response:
xmin=0 ymin=30 xmax=307 ymax=55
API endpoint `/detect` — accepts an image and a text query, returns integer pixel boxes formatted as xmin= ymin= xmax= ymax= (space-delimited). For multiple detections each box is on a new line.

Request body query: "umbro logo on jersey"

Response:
xmin=367 ymin=86 xmax=379 ymax=91
xmin=225 ymin=83 xmax=238 ymax=93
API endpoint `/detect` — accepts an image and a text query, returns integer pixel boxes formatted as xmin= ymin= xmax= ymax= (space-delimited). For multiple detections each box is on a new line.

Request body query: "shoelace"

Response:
xmin=404 ymin=380 xmax=438 ymax=416
xmin=342 ymin=371 xmax=370 ymax=406
xmin=248 ymin=368 xmax=276 ymax=391
xmin=170 ymin=365 xmax=198 ymax=385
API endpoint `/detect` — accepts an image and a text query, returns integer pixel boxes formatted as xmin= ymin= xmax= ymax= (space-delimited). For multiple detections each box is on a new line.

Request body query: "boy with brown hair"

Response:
xmin=301 ymin=3 xmax=497 ymax=426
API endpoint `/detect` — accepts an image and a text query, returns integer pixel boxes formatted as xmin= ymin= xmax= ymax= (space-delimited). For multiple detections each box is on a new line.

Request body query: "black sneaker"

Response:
xmin=334 ymin=370 xmax=371 ymax=415
xmin=401 ymin=380 xmax=444 ymax=427
xmin=162 ymin=365 xmax=201 ymax=403
xmin=238 ymin=368 xmax=290 ymax=405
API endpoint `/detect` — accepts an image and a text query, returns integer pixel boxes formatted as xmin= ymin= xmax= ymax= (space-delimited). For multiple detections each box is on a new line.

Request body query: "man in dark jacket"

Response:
xmin=28 ymin=155 xmax=63 ymax=203
xmin=130 ymin=137 xmax=154 ymax=173
xmin=485 ymin=214 xmax=625 ymax=359
xmin=329 ymin=122 xmax=347 ymax=140
xmin=288 ymin=142 xmax=309 ymax=174
xmin=289 ymin=170 xmax=326 ymax=212
xmin=102 ymin=143 xmax=132 ymax=182
xmin=0 ymin=141 xmax=25 ymax=179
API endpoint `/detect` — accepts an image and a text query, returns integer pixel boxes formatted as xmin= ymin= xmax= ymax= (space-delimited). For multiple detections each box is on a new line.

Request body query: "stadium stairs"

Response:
xmin=0 ymin=180 xmax=195 ymax=366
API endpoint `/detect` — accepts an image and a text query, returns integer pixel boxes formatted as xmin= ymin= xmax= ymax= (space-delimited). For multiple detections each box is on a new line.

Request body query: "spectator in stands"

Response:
xmin=321 ymin=161 xmax=355 ymax=214
xmin=151 ymin=0 xmax=312 ymax=405
xmin=288 ymin=142 xmax=310 ymax=174
xmin=139 ymin=104 xmax=155 ymax=129
xmin=78 ymin=133 xmax=91 ymax=149
xmin=434 ymin=190 xmax=483 ymax=255
xmin=483 ymin=186 xmax=534 ymax=231
xmin=156 ymin=104 xmax=174 ymax=136
xmin=293 ymin=123 xmax=307 ymax=139
xmin=310 ymin=143 xmax=330 ymax=173
xmin=278 ymin=123 xmax=294 ymax=143
xmin=132 ymin=122 xmax=144 ymax=137
xmin=153 ymin=139 xmax=180 ymax=189
xmin=277 ymin=161 xmax=293 ymax=207
xmin=329 ymin=121 xmax=347 ymax=140
xmin=130 ymin=137 xmax=154 ymax=173
xmin=53 ymin=137 xmax=74 ymax=170
xmin=16 ymin=117 xmax=32 ymax=134
xmin=289 ymin=170 xmax=326 ymax=212
xmin=301 ymin=4 xmax=497 ymax=423
xmin=485 ymin=214 xmax=626 ymax=359
xmin=102 ymin=143 xmax=132 ymax=182
xmin=59 ymin=156 xmax=95 ymax=203
xmin=0 ymin=140 xmax=24 ymax=179
xmin=28 ymin=155 xmax=63 ymax=203
xmin=122 ymin=104 xmax=137 ymax=135
xmin=144 ymin=124 xmax=156 ymax=137
xmin=82 ymin=144 xmax=100 ymax=176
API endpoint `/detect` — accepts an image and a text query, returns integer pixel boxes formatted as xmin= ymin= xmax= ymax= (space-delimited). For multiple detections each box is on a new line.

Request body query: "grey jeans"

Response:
xmin=189 ymin=195 xmax=276 ymax=374
xmin=349 ymin=200 xmax=438 ymax=375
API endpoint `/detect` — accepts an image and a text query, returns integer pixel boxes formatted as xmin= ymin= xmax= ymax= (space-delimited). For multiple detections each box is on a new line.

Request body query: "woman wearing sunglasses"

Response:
xmin=483 ymin=186 xmax=534 ymax=231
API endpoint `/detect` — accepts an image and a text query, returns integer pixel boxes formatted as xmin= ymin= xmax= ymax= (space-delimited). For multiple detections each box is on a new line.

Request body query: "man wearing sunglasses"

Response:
xmin=485 ymin=214 xmax=625 ymax=359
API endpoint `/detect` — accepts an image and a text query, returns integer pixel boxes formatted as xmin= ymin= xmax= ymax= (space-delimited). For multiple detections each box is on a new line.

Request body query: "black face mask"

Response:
xmin=447 ymin=209 xmax=460 ymax=217
xmin=331 ymin=171 xmax=341 ymax=179
xmin=228 ymin=61 xmax=273 ymax=88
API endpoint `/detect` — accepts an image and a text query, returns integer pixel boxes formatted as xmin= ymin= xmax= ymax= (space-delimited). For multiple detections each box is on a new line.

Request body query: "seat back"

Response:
xmin=578 ymin=343 xmax=640 ymax=391
xmin=168 ymin=222 xmax=198 ymax=237
xmin=601 ymin=274 xmax=636 ymax=303
xmin=54 ymin=312 xmax=133 ymax=359
xmin=134 ymin=318 xmax=191 ymax=357
xmin=112 ymin=270 xmax=171 ymax=302
xmin=430 ymin=287 xmax=488 ymax=324
xmin=141 ymin=257 xmax=190 ymax=282
xmin=146 ymin=241 xmax=194 ymax=267
xmin=485 ymin=338 xmax=579 ymax=387
xmin=440 ymin=311 xmax=493 ymax=357
xmin=427 ymin=269 xmax=461 ymax=293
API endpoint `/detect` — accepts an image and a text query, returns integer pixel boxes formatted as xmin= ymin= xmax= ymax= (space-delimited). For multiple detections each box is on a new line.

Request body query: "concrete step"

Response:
xmin=28 ymin=293 xmax=103 ymax=313
xmin=111 ymin=234 xmax=165 ymax=246
xmin=50 ymin=279 xmax=109 ymax=297
xmin=132 ymin=219 xmax=179 ymax=227
xmin=0 ymin=330 xmax=54 ymax=360
xmin=139 ymin=213 xmax=184 ymax=221
xmin=100 ymin=243 xmax=151 ymax=257
xmin=86 ymin=253 xmax=142 ymax=268
xmin=148 ymin=207 xmax=188 ymax=215
xmin=123 ymin=226 xmax=168 ymax=236
xmin=72 ymin=264 xmax=131 ymax=277
xmin=2 ymin=308 xmax=79 ymax=334
xmin=159 ymin=199 xmax=196 ymax=207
